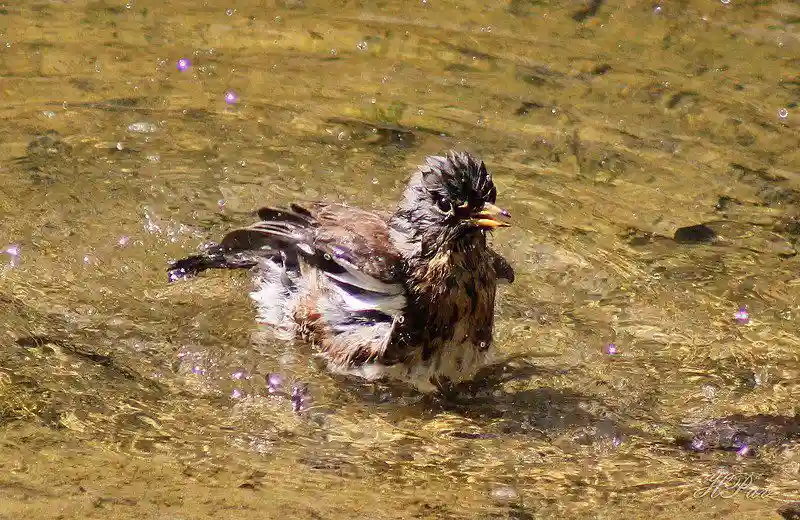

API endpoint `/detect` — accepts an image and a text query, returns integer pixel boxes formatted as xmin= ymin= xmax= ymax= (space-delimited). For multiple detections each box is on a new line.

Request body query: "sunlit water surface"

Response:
xmin=1 ymin=1 xmax=799 ymax=518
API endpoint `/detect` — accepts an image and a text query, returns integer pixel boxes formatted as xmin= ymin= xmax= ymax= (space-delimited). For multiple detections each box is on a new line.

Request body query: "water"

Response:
xmin=1 ymin=1 xmax=799 ymax=518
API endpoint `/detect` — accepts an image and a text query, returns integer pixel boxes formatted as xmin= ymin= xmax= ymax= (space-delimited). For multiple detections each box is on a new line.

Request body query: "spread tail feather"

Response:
xmin=167 ymin=244 xmax=263 ymax=281
xmin=167 ymin=205 xmax=316 ymax=282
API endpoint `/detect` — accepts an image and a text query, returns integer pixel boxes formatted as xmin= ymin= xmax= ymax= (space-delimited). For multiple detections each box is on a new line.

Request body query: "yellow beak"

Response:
xmin=470 ymin=203 xmax=511 ymax=229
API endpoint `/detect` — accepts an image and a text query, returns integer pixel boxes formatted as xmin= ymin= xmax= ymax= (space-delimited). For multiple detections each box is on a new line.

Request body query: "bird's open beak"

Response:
xmin=470 ymin=203 xmax=511 ymax=229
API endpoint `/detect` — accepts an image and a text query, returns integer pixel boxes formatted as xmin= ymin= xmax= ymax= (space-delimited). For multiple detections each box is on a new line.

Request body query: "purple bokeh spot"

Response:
xmin=4 ymin=244 xmax=21 ymax=267
xmin=734 ymin=307 xmax=750 ymax=324
xmin=737 ymin=444 xmax=750 ymax=457
xmin=167 ymin=268 xmax=188 ymax=283
xmin=267 ymin=373 xmax=283 ymax=394
xmin=291 ymin=384 xmax=309 ymax=413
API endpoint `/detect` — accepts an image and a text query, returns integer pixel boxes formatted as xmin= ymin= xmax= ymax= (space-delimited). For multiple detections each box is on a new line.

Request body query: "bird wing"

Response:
xmin=167 ymin=201 xmax=409 ymax=366
xmin=490 ymin=249 xmax=515 ymax=284
xmin=308 ymin=204 xmax=404 ymax=285
xmin=168 ymin=202 xmax=407 ymax=297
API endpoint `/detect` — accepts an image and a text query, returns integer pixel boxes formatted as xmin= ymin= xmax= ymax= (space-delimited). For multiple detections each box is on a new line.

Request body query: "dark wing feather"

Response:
xmin=311 ymin=205 xmax=403 ymax=285
xmin=491 ymin=250 xmax=514 ymax=283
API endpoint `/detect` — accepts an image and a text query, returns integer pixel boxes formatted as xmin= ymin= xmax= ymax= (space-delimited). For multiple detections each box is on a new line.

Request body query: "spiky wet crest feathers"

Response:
xmin=167 ymin=151 xmax=513 ymax=393
xmin=390 ymin=151 xmax=500 ymax=257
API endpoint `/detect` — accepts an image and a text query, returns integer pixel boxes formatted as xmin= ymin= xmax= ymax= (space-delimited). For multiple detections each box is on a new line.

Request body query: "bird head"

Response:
xmin=392 ymin=151 xmax=511 ymax=255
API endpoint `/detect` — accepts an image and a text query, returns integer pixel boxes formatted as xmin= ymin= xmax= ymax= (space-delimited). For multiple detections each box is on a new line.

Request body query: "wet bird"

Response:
xmin=168 ymin=151 xmax=514 ymax=393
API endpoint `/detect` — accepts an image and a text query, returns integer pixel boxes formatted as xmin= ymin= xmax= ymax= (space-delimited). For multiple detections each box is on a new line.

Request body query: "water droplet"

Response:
xmin=330 ymin=48 xmax=337 ymax=55
xmin=117 ymin=236 xmax=130 ymax=247
xmin=224 ymin=90 xmax=238 ymax=104
xmin=734 ymin=306 xmax=750 ymax=324
xmin=291 ymin=384 xmax=309 ymax=413
xmin=177 ymin=58 xmax=191 ymax=71
xmin=654 ymin=5 xmax=662 ymax=13
xmin=605 ymin=343 xmax=618 ymax=355
xmin=490 ymin=485 xmax=519 ymax=504
xmin=267 ymin=373 xmax=283 ymax=394
xmin=701 ymin=384 xmax=716 ymax=399
xmin=777 ymin=108 xmax=789 ymax=119
xmin=143 ymin=212 xmax=161 ymax=234
xmin=4 ymin=244 xmax=20 ymax=267
xmin=356 ymin=41 xmax=368 ymax=51
xmin=231 ymin=388 xmax=243 ymax=399
xmin=337 ymin=131 xmax=346 ymax=140
xmin=372 ymin=178 xmax=379 ymax=184
xmin=226 ymin=8 xmax=234 ymax=15
xmin=690 ymin=438 xmax=705 ymax=451
xmin=115 ymin=142 xmax=124 ymax=151
xmin=736 ymin=444 xmax=750 ymax=457
xmin=127 ymin=121 xmax=158 ymax=133
xmin=720 ymin=0 xmax=730 ymax=4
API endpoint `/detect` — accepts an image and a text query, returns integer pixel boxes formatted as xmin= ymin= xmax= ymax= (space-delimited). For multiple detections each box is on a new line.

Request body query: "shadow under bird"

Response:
xmin=168 ymin=151 xmax=514 ymax=393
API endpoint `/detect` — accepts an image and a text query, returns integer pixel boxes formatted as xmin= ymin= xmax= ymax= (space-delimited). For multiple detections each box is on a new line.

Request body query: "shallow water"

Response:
xmin=1 ymin=1 xmax=799 ymax=518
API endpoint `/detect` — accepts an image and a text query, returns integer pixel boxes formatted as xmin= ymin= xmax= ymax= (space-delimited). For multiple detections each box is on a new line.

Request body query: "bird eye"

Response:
xmin=435 ymin=196 xmax=453 ymax=214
